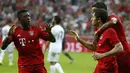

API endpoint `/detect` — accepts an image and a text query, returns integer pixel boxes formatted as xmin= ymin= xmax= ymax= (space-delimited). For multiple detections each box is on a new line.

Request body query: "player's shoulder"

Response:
xmin=30 ymin=25 xmax=41 ymax=30
xmin=8 ymin=25 xmax=17 ymax=36
xmin=109 ymin=13 xmax=121 ymax=24
xmin=109 ymin=13 xmax=119 ymax=19
xmin=102 ymin=28 xmax=116 ymax=37
xmin=2 ymin=25 xmax=10 ymax=29
xmin=14 ymin=25 xmax=20 ymax=30
xmin=56 ymin=25 xmax=64 ymax=30
xmin=2 ymin=26 xmax=6 ymax=30
xmin=104 ymin=28 xmax=116 ymax=34
xmin=30 ymin=25 xmax=39 ymax=28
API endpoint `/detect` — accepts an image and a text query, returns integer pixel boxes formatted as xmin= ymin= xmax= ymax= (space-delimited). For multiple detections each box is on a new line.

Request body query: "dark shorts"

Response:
xmin=117 ymin=52 xmax=130 ymax=73
xmin=62 ymin=37 xmax=66 ymax=51
xmin=18 ymin=64 xmax=47 ymax=73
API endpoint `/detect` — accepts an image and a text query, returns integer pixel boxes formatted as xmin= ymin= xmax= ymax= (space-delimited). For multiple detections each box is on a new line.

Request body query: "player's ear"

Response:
xmin=98 ymin=18 xmax=101 ymax=23
xmin=98 ymin=20 xmax=100 ymax=23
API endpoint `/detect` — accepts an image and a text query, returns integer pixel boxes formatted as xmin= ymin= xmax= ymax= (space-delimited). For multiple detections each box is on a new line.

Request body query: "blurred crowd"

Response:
xmin=0 ymin=0 xmax=130 ymax=38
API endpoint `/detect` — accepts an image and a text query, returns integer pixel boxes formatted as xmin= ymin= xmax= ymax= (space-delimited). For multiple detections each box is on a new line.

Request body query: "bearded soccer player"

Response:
xmin=1 ymin=10 xmax=55 ymax=73
xmin=92 ymin=2 xmax=130 ymax=73
xmin=71 ymin=9 xmax=123 ymax=73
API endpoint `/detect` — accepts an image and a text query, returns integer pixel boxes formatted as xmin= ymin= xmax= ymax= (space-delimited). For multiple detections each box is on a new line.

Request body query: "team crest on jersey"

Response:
xmin=29 ymin=31 xmax=34 ymax=36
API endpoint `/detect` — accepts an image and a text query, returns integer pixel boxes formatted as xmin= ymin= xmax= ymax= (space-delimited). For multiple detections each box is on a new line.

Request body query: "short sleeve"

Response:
xmin=38 ymin=27 xmax=50 ymax=41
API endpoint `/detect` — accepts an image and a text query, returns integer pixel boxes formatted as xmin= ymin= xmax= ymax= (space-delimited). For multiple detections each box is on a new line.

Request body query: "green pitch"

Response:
xmin=0 ymin=50 xmax=97 ymax=73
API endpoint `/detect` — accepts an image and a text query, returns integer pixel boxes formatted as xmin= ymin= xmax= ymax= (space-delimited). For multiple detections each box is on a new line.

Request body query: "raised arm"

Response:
xmin=94 ymin=17 xmax=118 ymax=44
xmin=70 ymin=30 xmax=96 ymax=51
xmin=95 ymin=17 xmax=118 ymax=35
xmin=1 ymin=25 xmax=16 ymax=50
xmin=39 ymin=24 xmax=55 ymax=42
xmin=44 ymin=41 xmax=50 ymax=53
xmin=46 ymin=31 xmax=55 ymax=42
xmin=1 ymin=36 xmax=12 ymax=50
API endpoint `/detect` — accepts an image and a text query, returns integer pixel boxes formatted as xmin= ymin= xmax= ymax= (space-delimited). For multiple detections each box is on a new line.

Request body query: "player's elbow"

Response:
xmin=1 ymin=47 xmax=5 ymax=50
xmin=116 ymin=42 xmax=124 ymax=53
xmin=1 ymin=44 xmax=7 ymax=50
xmin=119 ymin=45 xmax=124 ymax=53
xmin=1 ymin=37 xmax=11 ymax=50
xmin=49 ymin=37 xmax=56 ymax=42
xmin=51 ymin=38 xmax=56 ymax=42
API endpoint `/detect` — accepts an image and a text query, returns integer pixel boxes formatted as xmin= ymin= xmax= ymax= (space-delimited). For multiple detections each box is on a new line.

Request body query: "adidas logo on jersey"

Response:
xmin=17 ymin=34 xmax=21 ymax=37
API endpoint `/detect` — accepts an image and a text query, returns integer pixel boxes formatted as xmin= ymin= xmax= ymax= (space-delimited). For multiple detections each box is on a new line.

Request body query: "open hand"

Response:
xmin=45 ymin=24 xmax=53 ymax=32
xmin=70 ymin=30 xmax=79 ymax=40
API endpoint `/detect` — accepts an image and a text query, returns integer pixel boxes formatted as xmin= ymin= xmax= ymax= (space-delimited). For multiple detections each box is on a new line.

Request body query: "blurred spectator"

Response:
xmin=0 ymin=0 xmax=130 ymax=37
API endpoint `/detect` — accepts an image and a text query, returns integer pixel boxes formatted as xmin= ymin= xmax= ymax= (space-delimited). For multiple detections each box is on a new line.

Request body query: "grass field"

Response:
xmin=0 ymin=50 xmax=97 ymax=73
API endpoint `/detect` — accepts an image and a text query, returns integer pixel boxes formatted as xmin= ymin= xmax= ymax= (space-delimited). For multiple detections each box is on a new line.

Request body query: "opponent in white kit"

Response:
xmin=45 ymin=15 xmax=64 ymax=73
xmin=0 ymin=19 xmax=15 ymax=66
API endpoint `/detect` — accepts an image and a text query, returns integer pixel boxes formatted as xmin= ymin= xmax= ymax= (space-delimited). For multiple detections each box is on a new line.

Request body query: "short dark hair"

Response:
xmin=17 ymin=10 xmax=28 ymax=18
xmin=54 ymin=15 xmax=61 ymax=24
xmin=92 ymin=2 xmax=107 ymax=10
xmin=94 ymin=9 xmax=108 ymax=23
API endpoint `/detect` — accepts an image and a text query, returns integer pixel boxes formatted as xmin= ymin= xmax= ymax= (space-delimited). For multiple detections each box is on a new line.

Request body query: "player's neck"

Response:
xmin=20 ymin=24 xmax=30 ymax=30
xmin=98 ymin=22 xmax=103 ymax=28
xmin=55 ymin=23 xmax=60 ymax=25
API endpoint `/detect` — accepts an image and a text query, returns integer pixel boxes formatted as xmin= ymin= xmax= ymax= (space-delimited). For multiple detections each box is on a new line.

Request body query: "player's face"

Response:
xmin=52 ymin=17 xmax=55 ymax=25
xmin=91 ymin=13 xmax=99 ymax=27
xmin=19 ymin=12 xmax=31 ymax=26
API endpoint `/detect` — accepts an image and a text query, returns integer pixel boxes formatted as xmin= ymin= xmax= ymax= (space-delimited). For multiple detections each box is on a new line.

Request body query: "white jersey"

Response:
xmin=49 ymin=25 xmax=64 ymax=53
xmin=2 ymin=25 xmax=11 ymax=41
xmin=1 ymin=25 xmax=14 ymax=50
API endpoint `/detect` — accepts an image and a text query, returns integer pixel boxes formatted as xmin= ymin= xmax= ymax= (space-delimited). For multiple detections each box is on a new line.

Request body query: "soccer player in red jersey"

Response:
xmin=1 ymin=10 xmax=55 ymax=73
xmin=71 ymin=9 xmax=124 ymax=73
xmin=92 ymin=2 xmax=130 ymax=73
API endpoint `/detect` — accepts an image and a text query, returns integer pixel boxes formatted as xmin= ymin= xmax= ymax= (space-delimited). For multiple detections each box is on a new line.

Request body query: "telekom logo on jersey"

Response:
xmin=19 ymin=38 xmax=26 ymax=46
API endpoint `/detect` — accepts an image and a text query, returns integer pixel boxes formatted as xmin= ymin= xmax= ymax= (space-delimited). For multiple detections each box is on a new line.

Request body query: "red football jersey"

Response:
xmin=9 ymin=26 xmax=49 ymax=66
xmin=108 ymin=14 xmax=130 ymax=59
xmin=95 ymin=28 xmax=119 ymax=73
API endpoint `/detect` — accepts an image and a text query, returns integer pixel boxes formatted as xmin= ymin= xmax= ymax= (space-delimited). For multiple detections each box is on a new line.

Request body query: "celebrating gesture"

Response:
xmin=70 ymin=8 xmax=123 ymax=73
xmin=70 ymin=30 xmax=79 ymax=41
xmin=1 ymin=10 xmax=55 ymax=73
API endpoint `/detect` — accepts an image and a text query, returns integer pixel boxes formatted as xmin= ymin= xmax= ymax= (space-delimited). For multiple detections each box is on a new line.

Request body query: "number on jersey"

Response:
xmin=57 ymin=31 xmax=64 ymax=40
